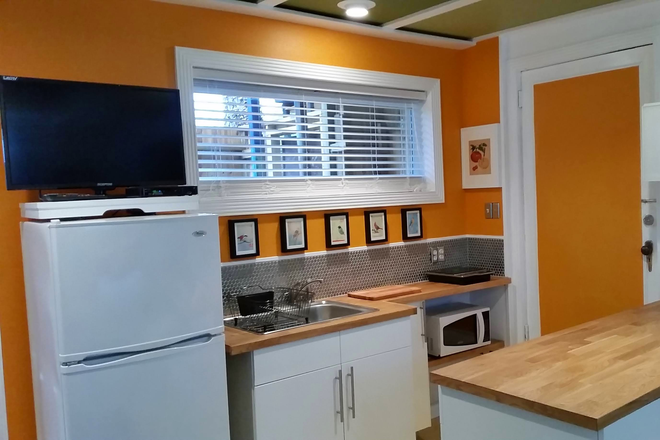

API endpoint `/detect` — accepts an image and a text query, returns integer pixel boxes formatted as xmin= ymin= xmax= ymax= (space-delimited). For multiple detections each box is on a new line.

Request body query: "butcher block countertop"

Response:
xmin=431 ymin=302 xmax=660 ymax=431
xmin=224 ymin=296 xmax=416 ymax=356
xmin=386 ymin=276 xmax=511 ymax=304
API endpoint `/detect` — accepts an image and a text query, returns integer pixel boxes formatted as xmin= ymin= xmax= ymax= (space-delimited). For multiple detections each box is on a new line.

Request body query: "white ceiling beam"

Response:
xmin=153 ymin=0 xmax=475 ymax=49
xmin=257 ymin=0 xmax=288 ymax=7
xmin=383 ymin=0 xmax=483 ymax=30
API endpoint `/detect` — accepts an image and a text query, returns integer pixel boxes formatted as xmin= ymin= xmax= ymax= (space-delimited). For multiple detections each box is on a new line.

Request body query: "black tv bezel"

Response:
xmin=0 ymin=76 xmax=188 ymax=191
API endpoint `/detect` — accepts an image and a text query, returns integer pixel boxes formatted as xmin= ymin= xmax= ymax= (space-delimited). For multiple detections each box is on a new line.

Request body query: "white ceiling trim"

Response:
xmin=382 ymin=0 xmax=483 ymax=30
xmin=153 ymin=0 xmax=475 ymax=49
xmin=473 ymin=0 xmax=658 ymax=42
xmin=257 ymin=0 xmax=288 ymax=6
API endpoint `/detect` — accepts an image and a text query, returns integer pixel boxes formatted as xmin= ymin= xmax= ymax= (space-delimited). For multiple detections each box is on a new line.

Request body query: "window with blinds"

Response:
xmin=193 ymin=79 xmax=424 ymax=182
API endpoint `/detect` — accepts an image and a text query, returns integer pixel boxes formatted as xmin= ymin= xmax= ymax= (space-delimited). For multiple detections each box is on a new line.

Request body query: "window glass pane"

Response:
xmin=193 ymin=79 xmax=423 ymax=182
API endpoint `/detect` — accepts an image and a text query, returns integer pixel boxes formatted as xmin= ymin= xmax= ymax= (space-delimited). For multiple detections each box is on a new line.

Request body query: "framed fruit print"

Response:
xmin=401 ymin=208 xmax=423 ymax=240
xmin=461 ymin=124 xmax=501 ymax=188
xmin=280 ymin=215 xmax=308 ymax=253
xmin=364 ymin=210 xmax=388 ymax=244
xmin=228 ymin=219 xmax=260 ymax=259
xmin=325 ymin=212 xmax=350 ymax=248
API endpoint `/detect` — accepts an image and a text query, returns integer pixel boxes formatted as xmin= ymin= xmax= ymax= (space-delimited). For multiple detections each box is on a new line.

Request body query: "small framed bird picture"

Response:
xmin=401 ymin=208 xmax=423 ymax=240
xmin=280 ymin=215 xmax=308 ymax=253
xmin=228 ymin=218 xmax=260 ymax=259
xmin=324 ymin=212 xmax=350 ymax=248
xmin=364 ymin=210 xmax=388 ymax=244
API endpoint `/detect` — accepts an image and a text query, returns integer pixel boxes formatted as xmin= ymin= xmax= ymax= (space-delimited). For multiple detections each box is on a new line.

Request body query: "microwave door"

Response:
xmin=442 ymin=313 xmax=479 ymax=356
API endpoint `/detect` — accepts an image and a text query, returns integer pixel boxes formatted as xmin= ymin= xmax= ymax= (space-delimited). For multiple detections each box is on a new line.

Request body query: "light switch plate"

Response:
xmin=493 ymin=202 xmax=501 ymax=219
xmin=485 ymin=203 xmax=493 ymax=219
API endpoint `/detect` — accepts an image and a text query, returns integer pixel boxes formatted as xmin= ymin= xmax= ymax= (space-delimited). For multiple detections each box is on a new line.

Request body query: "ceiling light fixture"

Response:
xmin=337 ymin=0 xmax=376 ymax=19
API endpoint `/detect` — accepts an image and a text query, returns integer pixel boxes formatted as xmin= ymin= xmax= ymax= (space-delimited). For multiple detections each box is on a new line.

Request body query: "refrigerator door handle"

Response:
xmin=63 ymin=333 xmax=217 ymax=372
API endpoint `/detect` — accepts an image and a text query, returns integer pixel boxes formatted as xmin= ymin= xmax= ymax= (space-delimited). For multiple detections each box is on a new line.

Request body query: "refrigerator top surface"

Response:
xmin=40 ymin=212 xmax=217 ymax=228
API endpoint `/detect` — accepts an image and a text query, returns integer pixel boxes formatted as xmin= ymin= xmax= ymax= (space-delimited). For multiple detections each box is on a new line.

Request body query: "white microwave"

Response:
xmin=425 ymin=302 xmax=491 ymax=357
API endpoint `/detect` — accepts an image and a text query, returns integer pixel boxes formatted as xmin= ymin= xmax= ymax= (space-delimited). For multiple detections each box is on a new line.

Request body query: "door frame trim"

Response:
xmin=501 ymin=24 xmax=660 ymax=343
xmin=521 ymin=46 xmax=654 ymax=339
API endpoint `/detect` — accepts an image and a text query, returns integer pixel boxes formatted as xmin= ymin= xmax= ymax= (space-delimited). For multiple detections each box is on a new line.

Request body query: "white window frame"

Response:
xmin=175 ymin=46 xmax=444 ymax=215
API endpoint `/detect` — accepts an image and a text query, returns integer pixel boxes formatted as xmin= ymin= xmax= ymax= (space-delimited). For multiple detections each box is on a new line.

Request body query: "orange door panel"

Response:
xmin=534 ymin=67 xmax=643 ymax=335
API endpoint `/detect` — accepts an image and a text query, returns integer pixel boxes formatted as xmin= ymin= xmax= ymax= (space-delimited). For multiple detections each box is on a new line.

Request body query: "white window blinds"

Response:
xmin=193 ymin=79 xmax=424 ymax=183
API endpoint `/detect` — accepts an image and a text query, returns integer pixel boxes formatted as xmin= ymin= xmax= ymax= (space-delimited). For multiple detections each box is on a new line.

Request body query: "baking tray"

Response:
xmin=426 ymin=266 xmax=493 ymax=285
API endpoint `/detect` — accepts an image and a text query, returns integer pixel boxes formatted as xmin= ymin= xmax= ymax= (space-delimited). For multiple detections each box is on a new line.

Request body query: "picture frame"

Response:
xmin=324 ymin=212 xmax=350 ymax=248
xmin=401 ymin=208 xmax=423 ymax=240
xmin=364 ymin=210 xmax=388 ymax=244
xmin=461 ymin=123 xmax=501 ymax=189
xmin=228 ymin=219 xmax=260 ymax=259
xmin=280 ymin=215 xmax=308 ymax=253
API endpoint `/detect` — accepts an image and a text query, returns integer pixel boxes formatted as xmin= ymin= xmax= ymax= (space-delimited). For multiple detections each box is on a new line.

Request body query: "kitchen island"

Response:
xmin=431 ymin=302 xmax=660 ymax=440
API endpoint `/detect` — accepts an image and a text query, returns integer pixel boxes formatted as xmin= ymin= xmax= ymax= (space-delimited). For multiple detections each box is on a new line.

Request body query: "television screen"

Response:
xmin=0 ymin=76 xmax=186 ymax=191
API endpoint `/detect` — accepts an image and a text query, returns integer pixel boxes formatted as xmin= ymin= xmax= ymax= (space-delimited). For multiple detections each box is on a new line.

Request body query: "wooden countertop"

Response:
xmin=224 ymin=296 xmax=416 ymax=355
xmin=431 ymin=302 xmax=660 ymax=431
xmin=386 ymin=276 xmax=511 ymax=304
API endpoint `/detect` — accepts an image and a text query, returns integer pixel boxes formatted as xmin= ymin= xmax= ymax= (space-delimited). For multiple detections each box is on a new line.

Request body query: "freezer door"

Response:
xmin=61 ymin=334 xmax=230 ymax=440
xmin=51 ymin=214 xmax=224 ymax=357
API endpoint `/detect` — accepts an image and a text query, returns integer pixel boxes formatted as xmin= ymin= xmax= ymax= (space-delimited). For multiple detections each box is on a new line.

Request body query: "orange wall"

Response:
xmin=220 ymin=37 xmax=503 ymax=261
xmin=0 ymin=1 xmax=500 ymax=437
xmin=535 ymin=67 xmax=643 ymax=335
xmin=460 ymin=37 xmax=504 ymax=236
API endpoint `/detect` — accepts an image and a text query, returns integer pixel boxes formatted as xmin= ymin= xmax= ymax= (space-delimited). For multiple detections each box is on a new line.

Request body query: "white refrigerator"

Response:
xmin=21 ymin=213 xmax=230 ymax=440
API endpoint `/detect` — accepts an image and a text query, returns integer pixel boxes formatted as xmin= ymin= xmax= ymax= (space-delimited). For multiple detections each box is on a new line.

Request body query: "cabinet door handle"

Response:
xmin=347 ymin=366 xmax=356 ymax=419
xmin=337 ymin=369 xmax=344 ymax=423
xmin=420 ymin=303 xmax=427 ymax=344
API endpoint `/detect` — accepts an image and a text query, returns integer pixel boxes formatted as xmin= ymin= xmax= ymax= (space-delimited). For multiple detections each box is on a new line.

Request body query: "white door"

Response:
xmin=253 ymin=365 xmax=344 ymax=440
xmin=61 ymin=334 xmax=229 ymax=440
xmin=409 ymin=303 xmax=432 ymax=430
xmin=519 ymin=46 xmax=658 ymax=338
xmin=343 ymin=347 xmax=415 ymax=440
xmin=51 ymin=214 xmax=223 ymax=357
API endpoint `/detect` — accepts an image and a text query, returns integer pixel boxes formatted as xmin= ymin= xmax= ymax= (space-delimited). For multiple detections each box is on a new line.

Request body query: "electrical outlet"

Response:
xmin=430 ymin=248 xmax=438 ymax=263
xmin=437 ymin=246 xmax=445 ymax=262
xmin=485 ymin=203 xmax=493 ymax=219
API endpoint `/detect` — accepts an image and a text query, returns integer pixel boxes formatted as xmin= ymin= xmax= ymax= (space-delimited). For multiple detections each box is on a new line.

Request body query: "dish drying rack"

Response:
xmin=226 ymin=286 xmax=315 ymax=334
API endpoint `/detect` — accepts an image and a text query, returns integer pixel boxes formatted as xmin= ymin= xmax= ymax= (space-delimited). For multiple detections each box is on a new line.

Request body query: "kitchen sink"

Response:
xmin=225 ymin=300 xmax=376 ymax=335
xmin=305 ymin=301 xmax=376 ymax=323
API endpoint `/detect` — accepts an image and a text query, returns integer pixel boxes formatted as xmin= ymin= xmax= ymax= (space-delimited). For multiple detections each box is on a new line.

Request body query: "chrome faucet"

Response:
xmin=291 ymin=278 xmax=323 ymax=302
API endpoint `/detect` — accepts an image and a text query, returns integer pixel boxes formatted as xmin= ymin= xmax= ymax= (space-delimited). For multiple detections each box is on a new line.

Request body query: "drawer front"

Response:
xmin=254 ymin=333 xmax=341 ymax=385
xmin=340 ymin=318 xmax=411 ymax=363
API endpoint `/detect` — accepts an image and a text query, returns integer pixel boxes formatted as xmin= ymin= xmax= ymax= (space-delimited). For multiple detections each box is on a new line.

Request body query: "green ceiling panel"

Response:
xmin=278 ymin=0 xmax=454 ymax=25
xmin=404 ymin=0 xmax=622 ymax=39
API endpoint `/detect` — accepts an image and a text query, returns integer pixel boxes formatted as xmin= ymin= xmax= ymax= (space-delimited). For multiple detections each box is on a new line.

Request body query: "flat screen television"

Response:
xmin=0 ymin=76 xmax=186 ymax=192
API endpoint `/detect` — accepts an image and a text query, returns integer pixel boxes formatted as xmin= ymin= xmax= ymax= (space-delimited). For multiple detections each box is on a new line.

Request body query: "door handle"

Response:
xmin=337 ymin=369 xmax=344 ymax=423
xmin=347 ymin=367 xmax=356 ymax=419
xmin=642 ymin=240 xmax=654 ymax=272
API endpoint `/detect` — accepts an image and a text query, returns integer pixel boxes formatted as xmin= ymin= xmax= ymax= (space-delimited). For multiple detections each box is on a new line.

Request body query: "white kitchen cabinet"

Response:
xmin=342 ymin=347 xmax=414 ymax=440
xmin=227 ymin=317 xmax=414 ymax=440
xmin=409 ymin=302 xmax=432 ymax=431
xmin=254 ymin=366 xmax=343 ymax=440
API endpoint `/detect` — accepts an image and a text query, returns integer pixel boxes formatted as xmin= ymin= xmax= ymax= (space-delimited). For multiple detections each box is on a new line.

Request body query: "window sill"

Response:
xmin=198 ymin=190 xmax=445 ymax=216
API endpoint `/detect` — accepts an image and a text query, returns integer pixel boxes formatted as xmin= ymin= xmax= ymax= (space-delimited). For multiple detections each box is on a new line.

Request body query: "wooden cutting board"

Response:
xmin=348 ymin=285 xmax=422 ymax=301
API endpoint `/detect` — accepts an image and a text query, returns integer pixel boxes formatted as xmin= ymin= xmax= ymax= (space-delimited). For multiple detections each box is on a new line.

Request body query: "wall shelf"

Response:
xmin=428 ymin=339 xmax=505 ymax=370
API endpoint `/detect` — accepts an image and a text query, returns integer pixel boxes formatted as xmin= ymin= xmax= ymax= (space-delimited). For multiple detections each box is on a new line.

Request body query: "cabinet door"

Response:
xmin=254 ymin=366 xmax=344 ymax=440
xmin=410 ymin=303 xmax=432 ymax=431
xmin=343 ymin=347 xmax=415 ymax=440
